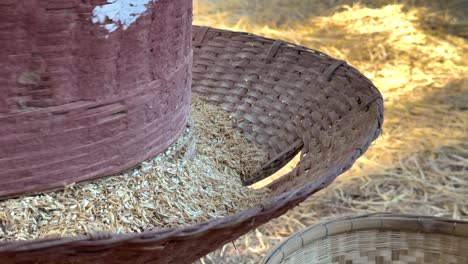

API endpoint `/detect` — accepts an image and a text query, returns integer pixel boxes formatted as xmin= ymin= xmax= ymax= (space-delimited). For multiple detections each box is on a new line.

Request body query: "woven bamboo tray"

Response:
xmin=0 ymin=26 xmax=383 ymax=264
xmin=263 ymin=213 xmax=468 ymax=264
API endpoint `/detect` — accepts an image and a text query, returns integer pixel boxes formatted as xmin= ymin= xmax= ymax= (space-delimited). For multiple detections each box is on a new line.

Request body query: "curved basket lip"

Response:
xmin=0 ymin=26 xmax=383 ymax=259
xmin=263 ymin=213 xmax=468 ymax=264
xmin=0 ymin=170 xmax=342 ymax=253
xmin=0 ymin=158 xmax=358 ymax=252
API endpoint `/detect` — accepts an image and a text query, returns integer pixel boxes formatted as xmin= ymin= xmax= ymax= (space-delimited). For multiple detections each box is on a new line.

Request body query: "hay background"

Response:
xmin=193 ymin=0 xmax=468 ymax=263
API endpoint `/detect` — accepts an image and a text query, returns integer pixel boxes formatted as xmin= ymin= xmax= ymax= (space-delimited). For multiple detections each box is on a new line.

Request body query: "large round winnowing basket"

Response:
xmin=0 ymin=26 xmax=383 ymax=264
xmin=263 ymin=213 xmax=468 ymax=264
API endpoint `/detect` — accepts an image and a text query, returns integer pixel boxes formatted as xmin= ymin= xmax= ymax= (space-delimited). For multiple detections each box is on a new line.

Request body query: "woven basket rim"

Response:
xmin=263 ymin=213 xmax=468 ymax=264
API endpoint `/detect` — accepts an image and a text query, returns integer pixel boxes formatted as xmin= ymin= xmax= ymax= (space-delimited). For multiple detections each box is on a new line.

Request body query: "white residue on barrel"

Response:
xmin=92 ymin=0 xmax=157 ymax=33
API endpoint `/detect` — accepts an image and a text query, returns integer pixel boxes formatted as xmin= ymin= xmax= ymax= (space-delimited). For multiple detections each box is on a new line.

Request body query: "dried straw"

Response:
xmin=194 ymin=0 xmax=467 ymax=263
xmin=0 ymin=97 xmax=270 ymax=241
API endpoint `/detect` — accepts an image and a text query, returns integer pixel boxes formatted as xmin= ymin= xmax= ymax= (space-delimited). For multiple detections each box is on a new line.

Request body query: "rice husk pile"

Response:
xmin=0 ymin=97 xmax=270 ymax=241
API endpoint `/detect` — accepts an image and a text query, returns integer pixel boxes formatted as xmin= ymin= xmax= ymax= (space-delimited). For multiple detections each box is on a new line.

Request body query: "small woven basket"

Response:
xmin=0 ymin=26 xmax=383 ymax=263
xmin=263 ymin=213 xmax=468 ymax=264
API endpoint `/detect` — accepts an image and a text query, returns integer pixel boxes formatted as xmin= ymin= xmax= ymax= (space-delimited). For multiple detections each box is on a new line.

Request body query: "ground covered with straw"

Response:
xmin=0 ymin=97 xmax=269 ymax=241
xmin=194 ymin=0 xmax=467 ymax=263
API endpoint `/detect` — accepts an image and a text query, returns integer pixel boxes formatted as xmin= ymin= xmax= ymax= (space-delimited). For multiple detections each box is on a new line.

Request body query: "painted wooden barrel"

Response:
xmin=0 ymin=0 xmax=193 ymax=197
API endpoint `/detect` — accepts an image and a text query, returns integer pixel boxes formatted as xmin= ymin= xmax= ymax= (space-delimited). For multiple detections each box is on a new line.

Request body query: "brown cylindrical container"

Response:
xmin=0 ymin=0 xmax=192 ymax=197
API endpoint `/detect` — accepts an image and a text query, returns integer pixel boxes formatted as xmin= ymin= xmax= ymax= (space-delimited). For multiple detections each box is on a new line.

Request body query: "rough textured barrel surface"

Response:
xmin=0 ymin=0 xmax=193 ymax=197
